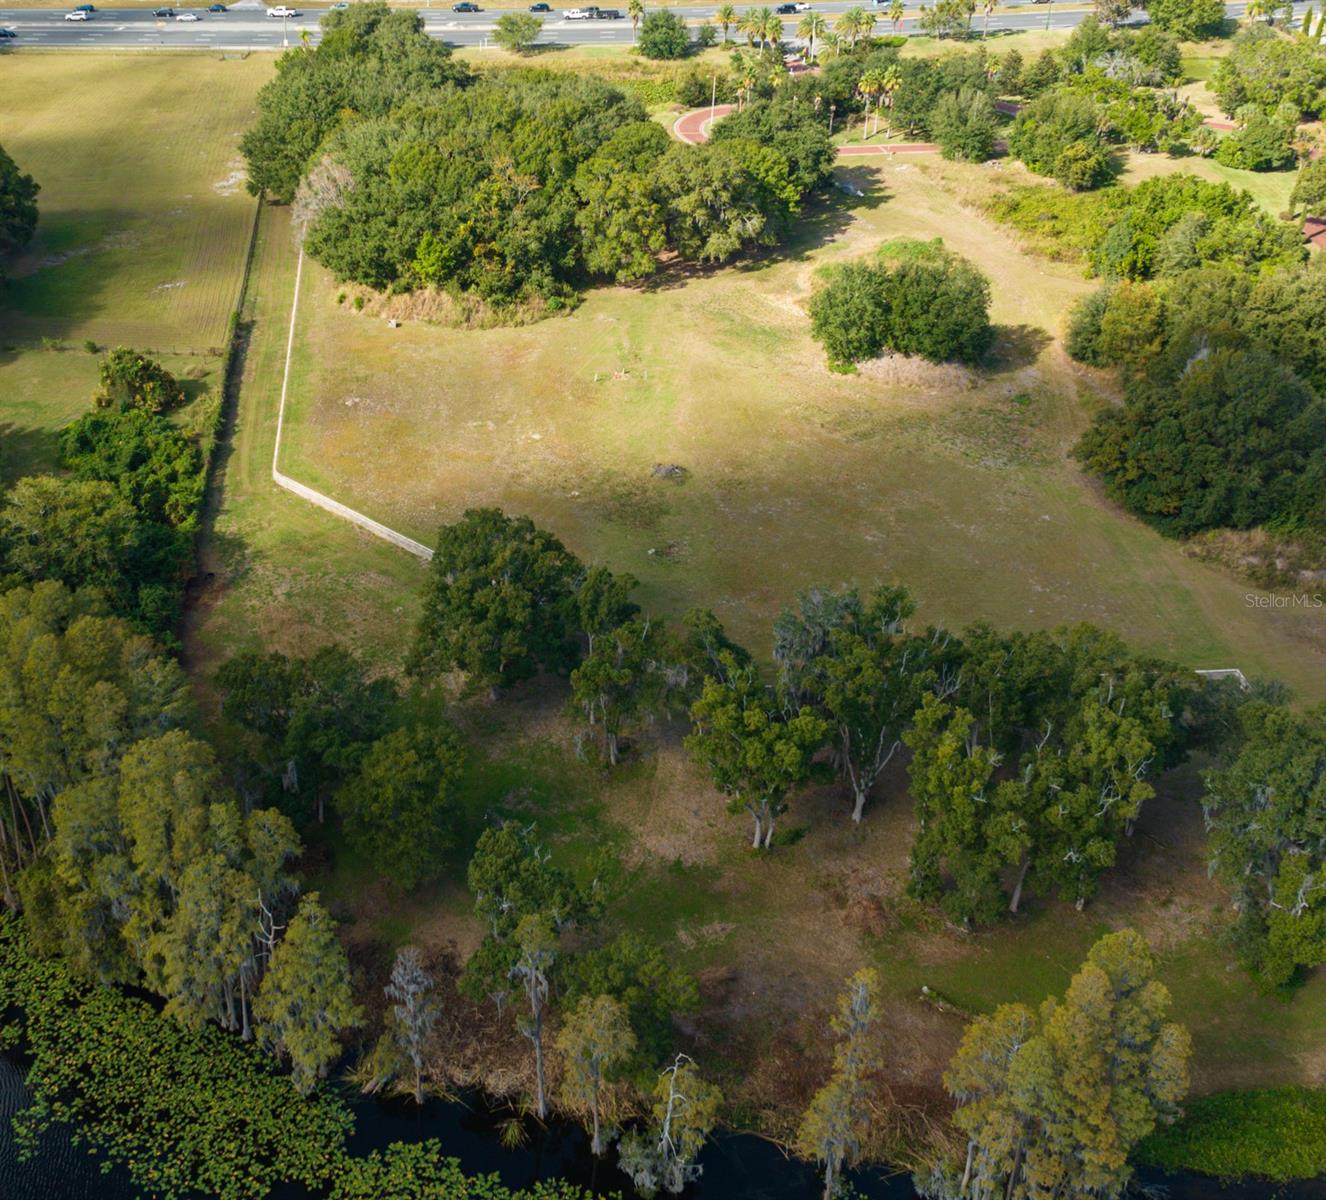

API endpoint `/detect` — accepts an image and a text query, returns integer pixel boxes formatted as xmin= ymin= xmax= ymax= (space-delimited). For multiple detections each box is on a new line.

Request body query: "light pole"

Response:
xmin=282 ymin=10 xmax=289 ymax=45
xmin=709 ymin=71 xmax=717 ymax=125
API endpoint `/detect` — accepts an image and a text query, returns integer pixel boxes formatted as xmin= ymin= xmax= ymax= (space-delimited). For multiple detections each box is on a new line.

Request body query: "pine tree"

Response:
xmin=619 ymin=1056 xmax=723 ymax=1196
xmin=556 ymin=993 xmax=636 ymax=1154
xmin=254 ymin=892 xmax=363 ymax=1094
xmin=796 ymin=968 xmax=882 ymax=1199
xmin=510 ymin=913 xmax=557 ymax=1119
xmin=943 ymin=929 xmax=1190 ymax=1200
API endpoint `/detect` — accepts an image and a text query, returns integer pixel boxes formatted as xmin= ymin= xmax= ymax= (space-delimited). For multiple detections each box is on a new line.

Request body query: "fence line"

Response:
xmin=270 ymin=247 xmax=433 ymax=562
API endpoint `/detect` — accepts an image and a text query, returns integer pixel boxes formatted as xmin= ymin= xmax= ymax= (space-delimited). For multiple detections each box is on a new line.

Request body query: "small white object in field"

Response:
xmin=387 ymin=319 xmax=399 ymax=328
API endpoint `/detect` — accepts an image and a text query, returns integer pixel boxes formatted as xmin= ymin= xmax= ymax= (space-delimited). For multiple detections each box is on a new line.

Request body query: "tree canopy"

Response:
xmin=942 ymin=930 xmax=1190 ymax=1200
xmin=809 ymin=238 xmax=994 ymax=368
xmin=241 ymin=1 xmax=472 ymax=203
xmin=0 ymin=142 xmax=39 ymax=278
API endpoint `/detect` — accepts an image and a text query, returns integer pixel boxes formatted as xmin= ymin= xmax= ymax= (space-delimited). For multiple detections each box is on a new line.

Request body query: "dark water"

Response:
xmin=3 ymin=1050 xmax=1324 ymax=1200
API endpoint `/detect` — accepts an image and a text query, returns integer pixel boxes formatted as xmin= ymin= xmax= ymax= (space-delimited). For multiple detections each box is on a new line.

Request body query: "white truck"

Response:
xmin=564 ymin=7 xmax=596 ymax=17
xmin=266 ymin=5 xmax=301 ymax=16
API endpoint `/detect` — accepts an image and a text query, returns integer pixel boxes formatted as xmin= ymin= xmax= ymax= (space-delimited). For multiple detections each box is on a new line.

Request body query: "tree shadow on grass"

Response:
xmin=639 ymin=168 xmax=891 ymax=293
xmin=985 ymin=323 xmax=1053 ymax=374
xmin=0 ymin=422 xmax=63 ymax=487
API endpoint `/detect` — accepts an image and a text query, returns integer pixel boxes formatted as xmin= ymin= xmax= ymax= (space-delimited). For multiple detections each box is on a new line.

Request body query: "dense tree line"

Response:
xmin=241 ymin=2 xmax=472 ymax=204
xmin=1070 ymin=263 xmax=1326 ymax=538
xmin=809 ymin=238 xmax=994 ymax=369
xmin=989 ymin=173 xmax=1304 ymax=282
xmin=245 ymin=5 xmax=833 ymax=309
xmin=0 ymin=582 xmax=362 ymax=1092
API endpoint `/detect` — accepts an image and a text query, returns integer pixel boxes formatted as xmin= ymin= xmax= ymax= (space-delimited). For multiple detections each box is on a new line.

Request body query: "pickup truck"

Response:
xmin=266 ymin=5 xmax=300 ymax=16
xmin=564 ymin=6 xmax=596 ymax=16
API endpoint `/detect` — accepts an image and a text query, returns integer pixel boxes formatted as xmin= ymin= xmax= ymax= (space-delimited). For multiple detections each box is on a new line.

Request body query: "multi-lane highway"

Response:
xmin=0 ymin=0 xmax=1283 ymax=48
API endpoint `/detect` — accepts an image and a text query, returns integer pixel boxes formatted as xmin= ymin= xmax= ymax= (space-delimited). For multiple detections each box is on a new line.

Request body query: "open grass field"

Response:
xmin=0 ymin=52 xmax=271 ymax=351
xmin=178 ymin=149 xmax=1326 ymax=1126
xmin=271 ymin=153 xmax=1326 ymax=698
xmin=0 ymin=52 xmax=272 ymax=481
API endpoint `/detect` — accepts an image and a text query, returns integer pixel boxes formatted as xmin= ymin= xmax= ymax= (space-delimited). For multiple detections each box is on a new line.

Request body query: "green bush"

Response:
xmin=931 ymin=86 xmax=998 ymax=162
xmin=1008 ymin=87 xmax=1113 ymax=190
xmin=809 ymin=239 xmax=994 ymax=368
xmin=987 ymin=175 xmax=1304 ymax=281
xmin=637 ymin=8 xmax=690 ymax=59
xmin=1213 ymin=112 xmax=1296 ymax=171
xmin=1212 ymin=26 xmax=1326 ymax=119
xmin=95 ymin=346 xmax=185 ymax=414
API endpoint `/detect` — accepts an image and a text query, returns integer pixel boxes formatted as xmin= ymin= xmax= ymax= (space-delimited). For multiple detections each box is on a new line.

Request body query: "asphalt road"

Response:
xmin=0 ymin=0 xmax=1291 ymax=49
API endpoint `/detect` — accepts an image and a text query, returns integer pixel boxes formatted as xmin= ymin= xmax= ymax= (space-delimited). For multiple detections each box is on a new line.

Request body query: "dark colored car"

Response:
xmin=208 ymin=3 xmax=227 ymax=10
xmin=775 ymin=3 xmax=796 ymax=12
xmin=0 ymin=25 xmax=16 ymax=35
xmin=152 ymin=6 xmax=174 ymax=15
xmin=529 ymin=2 xmax=551 ymax=10
xmin=452 ymin=2 xmax=480 ymax=10
xmin=74 ymin=4 xmax=96 ymax=10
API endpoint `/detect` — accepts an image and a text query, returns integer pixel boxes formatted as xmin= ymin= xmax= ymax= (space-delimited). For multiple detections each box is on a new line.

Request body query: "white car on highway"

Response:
xmin=63 ymin=9 xmax=90 ymax=19
xmin=175 ymin=11 xmax=201 ymax=19
xmin=266 ymin=5 xmax=300 ymax=16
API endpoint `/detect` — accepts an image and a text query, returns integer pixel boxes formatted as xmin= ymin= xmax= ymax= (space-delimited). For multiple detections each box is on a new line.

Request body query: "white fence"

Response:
xmin=270 ymin=248 xmax=433 ymax=563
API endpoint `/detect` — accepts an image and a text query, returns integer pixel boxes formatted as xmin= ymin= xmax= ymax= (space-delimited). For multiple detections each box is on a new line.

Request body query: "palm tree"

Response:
xmin=628 ymin=0 xmax=643 ymax=40
xmin=798 ymin=9 xmax=827 ymax=59
xmin=715 ymin=2 xmax=737 ymax=41
xmin=835 ymin=6 xmax=862 ymax=46
xmin=857 ymin=68 xmax=882 ymax=137
xmin=878 ymin=62 xmax=900 ymax=133
xmin=888 ymin=0 xmax=905 ymax=31
xmin=739 ymin=6 xmax=765 ymax=44
xmin=763 ymin=8 xmax=784 ymax=47
xmin=841 ymin=5 xmax=875 ymax=46
xmin=982 ymin=0 xmax=997 ymax=36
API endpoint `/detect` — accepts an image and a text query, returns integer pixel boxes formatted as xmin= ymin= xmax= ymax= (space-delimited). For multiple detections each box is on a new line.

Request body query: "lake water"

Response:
xmin=3 ymin=1051 xmax=1322 ymax=1200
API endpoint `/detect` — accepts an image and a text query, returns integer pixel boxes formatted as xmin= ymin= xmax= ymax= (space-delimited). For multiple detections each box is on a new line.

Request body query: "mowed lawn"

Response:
xmin=0 ymin=53 xmax=271 ymax=351
xmin=0 ymin=53 xmax=272 ymax=483
xmin=275 ymin=155 xmax=1326 ymax=699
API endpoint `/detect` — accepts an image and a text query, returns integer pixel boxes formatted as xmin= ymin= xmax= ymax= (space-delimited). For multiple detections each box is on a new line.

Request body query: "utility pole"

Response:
xmin=709 ymin=71 xmax=717 ymax=126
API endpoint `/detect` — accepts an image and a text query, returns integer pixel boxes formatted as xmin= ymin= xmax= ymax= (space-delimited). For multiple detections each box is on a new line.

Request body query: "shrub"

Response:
xmin=1143 ymin=0 xmax=1224 ymax=39
xmin=1008 ymin=88 xmax=1114 ymax=190
xmin=809 ymin=239 xmax=994 ymax=368
xmin=1212 ymin=26 xmax=1326 ymax=119
xmin=1291 ymin=155 xmax=1326 ymax=214
xmin=95 ymin=347 xmax=185 ymax=414
xmin=1213 ymin=112 xmax=1296 ymax=171
xmin=931 ymin=86 xmax=998 ymax=162
xmin=808 ymin=260 xmax=892 ymax=367
xmin=637 ymin=8 xmax=690 ymax=59
xmin=492 ymin=11 xmax=543 ymax=52
xmin=1075 ymin=347 xmax=1326 ymax=537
